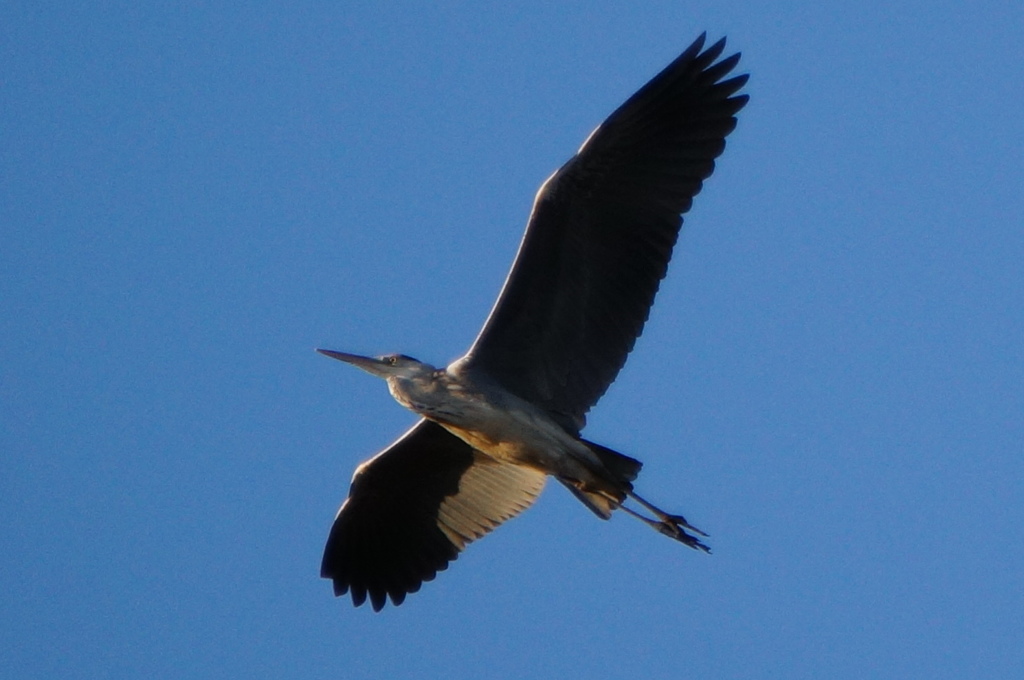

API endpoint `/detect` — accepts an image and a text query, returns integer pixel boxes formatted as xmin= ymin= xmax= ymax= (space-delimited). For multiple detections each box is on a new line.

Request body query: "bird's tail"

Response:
xmin=562 ymin=441 xmax=709 ymax=551
xmin=582 ymin=439 xmax=642 ymax=485
xmin=558 ymin=440 xmax=642 ymax=519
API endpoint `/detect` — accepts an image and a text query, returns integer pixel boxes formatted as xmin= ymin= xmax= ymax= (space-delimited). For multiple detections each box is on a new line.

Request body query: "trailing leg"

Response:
xmin=622 ymin=491 xmax=710 ymax=552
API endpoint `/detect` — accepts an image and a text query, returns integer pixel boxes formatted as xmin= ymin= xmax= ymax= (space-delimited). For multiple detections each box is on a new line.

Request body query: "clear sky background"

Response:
xmin=3 ymin=2 xmax=1022 ymax=678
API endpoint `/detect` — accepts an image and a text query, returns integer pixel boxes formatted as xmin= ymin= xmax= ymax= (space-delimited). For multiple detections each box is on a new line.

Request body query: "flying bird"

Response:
xmin=318 ymin=33 xmax=748 ymax=611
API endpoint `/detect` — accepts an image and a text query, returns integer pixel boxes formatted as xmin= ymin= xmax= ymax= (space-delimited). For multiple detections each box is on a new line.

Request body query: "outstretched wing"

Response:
xmin=322 ymin=420 xmax=547 ymax=611
xmin=461 ymin=34 xmax=749 ymax=429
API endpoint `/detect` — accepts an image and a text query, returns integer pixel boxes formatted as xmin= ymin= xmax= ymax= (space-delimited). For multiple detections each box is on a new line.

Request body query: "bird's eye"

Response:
xmin=388 ymin=356 xmax=398 ymax=365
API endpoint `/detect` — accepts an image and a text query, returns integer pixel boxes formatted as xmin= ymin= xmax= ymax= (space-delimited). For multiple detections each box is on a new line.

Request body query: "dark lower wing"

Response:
xmin=322 ymin=420 xmax=546 ymax=611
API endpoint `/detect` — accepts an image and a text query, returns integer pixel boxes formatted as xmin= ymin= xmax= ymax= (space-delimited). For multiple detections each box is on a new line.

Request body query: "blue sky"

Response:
xmin=3 ymin=2 xmax=1022 ymax=678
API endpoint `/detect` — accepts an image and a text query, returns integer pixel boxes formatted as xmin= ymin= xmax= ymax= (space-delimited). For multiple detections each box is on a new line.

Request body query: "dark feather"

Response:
xmin=321 ymin=421 xmax=471 ymax=611
xmin=464 ymin=34 xmax=749 ymax=428
xmin=322 ymin=420 xmax=546 ymax=611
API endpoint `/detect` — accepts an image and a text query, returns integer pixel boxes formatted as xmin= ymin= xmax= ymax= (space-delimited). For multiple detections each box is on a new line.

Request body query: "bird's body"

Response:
xmin=322 ymin=351 xmax=628 ymax=503
xmin=416 ymin=378 xmax=600 ymax=488
xmin=317 ymin=34 xmax=749 ymax=611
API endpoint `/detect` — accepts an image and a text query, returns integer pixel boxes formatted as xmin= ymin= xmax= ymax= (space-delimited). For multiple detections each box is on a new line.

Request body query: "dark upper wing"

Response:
xmin=460 ymin=34 xmax=748 ymax=429
xmin=322 ymin=419 xmax=546 ymax=611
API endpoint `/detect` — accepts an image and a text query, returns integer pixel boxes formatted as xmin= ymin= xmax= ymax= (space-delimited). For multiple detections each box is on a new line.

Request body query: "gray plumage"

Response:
xmin=318 ymin=33 xmax=749 ymax=611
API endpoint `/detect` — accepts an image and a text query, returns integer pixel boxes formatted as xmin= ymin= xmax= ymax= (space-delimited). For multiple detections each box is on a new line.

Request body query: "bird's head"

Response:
xmin=316 ymin=349 xmax=436 ymax=381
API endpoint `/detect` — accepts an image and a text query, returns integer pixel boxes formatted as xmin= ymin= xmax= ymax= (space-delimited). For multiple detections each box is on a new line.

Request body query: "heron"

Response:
xmin=318 ymin=33 xmax=748 ymax=611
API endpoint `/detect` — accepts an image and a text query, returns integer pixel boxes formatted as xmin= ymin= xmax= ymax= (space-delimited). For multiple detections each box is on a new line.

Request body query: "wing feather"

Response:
xmin=322 ymin=420 xmax=546 ymax=610
xmin=462 ymin=34 xmax=749 ymax=428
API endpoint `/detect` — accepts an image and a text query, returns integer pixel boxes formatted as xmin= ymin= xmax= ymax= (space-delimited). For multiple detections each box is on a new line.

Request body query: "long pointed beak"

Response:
xmin=316 ymin=349 xmax=393 ymax=379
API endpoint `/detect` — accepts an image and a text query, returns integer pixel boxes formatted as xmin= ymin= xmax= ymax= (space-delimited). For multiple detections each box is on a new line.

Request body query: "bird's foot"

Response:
xmin=660 ymin=512 xmax=708 ymax=537
xmin=622 ymin=491 xmax=711 ymax=552
xmin=654 ymin=516 xmax=711 ymax=552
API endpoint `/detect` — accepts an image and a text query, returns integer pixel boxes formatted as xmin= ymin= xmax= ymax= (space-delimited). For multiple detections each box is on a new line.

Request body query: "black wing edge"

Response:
xmin=321 ymin=420 xmax=475 ymax=612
